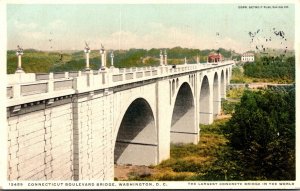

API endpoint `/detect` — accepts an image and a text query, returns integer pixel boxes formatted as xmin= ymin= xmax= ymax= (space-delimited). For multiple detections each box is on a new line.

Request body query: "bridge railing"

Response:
xmin=7 ymin=61 xmax=234 ymax=102
xmin=8 ymin=78 xmax=75 ymax=99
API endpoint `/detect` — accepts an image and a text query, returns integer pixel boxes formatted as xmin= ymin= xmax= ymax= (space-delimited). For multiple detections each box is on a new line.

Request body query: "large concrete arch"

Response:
xmin=199 ymin=75 xmax=213 ymax=124
xmin=114 ymin=97 xmax=158 ymax=166
xmin=170 ymin=82 xmax=197 ymax=144
xmin=213 ymin=72 xmax=221 ymax=118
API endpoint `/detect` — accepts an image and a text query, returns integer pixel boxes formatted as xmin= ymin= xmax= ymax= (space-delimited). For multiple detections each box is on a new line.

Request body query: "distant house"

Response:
xmin=241 ymin=52 xmax=255 ymax=62
xmin=208 ymin=53 xmax=223 ymax=63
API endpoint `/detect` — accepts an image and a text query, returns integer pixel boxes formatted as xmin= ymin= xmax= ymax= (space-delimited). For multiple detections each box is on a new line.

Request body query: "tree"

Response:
xmin=223 ymin=87 xmax=295 ymax=180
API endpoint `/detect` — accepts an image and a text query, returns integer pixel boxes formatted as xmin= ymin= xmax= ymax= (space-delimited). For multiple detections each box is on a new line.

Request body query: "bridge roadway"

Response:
xmin=6 ymin=61 xmax=233 ymax=180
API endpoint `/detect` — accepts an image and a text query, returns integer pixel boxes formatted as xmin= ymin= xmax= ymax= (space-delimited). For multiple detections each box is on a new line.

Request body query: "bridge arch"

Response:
xmin=113 ymin=97 xmax=157 ymax=166
xmin=170 ymin=82 xmax=197 ymax=143
xmin=199 ymin=75 xmax=212 ymax=124
xmin=213 ymin=72 xmax=220 ymax=118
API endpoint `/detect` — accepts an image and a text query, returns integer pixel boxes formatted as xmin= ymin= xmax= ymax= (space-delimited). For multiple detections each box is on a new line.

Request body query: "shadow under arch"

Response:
xmin=220 ymin=70 xmax=225 ymax=99
xmin=199 ymin=75 xmax=212 ymax=124
xmin=170 ymin=82 xmax=197 ymax=144
xmin=226 ymin=68 xmax=229 ymax=84
xmin=213 ymin=72 xmax=220 ymax=118
xmin=114 ymin=98 xmax=157 ymax=165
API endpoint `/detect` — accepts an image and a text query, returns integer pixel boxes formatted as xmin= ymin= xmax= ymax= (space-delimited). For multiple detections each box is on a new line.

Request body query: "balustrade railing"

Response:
xmin=36 ymin=73 xmax=49 ymax=80
xmin=54 ymin=79 xmax=73 ymax=91
xmin=21 ymin=82 xmax=48 ymax=96
xmin=7 ymin=61 xmax=234 ymax=100
xmin=7 ymin=86 xmax=13 ymax=98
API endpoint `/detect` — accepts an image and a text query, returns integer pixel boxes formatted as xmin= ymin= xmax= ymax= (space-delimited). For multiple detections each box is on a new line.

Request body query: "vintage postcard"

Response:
xmin=0 ymin=0 xmax=299 ymax=190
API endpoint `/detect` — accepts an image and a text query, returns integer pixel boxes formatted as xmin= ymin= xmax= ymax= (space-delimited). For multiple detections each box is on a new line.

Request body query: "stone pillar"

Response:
xmin=196 ymin=56 xmax=199 ymax=64
xmin=184 ymin=57 xmax=187 ymax=65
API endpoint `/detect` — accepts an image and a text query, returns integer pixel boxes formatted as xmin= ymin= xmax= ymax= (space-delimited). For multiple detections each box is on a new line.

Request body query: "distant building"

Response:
xmin=208 ymin=53 xmax=223 ymax=63
xmin=241 ymin=52 xmax=255 ymax=62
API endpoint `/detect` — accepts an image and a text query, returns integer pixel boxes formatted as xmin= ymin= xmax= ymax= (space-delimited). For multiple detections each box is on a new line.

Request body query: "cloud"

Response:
xmin=9 ymin=20 xmax=248 ymax=53
xmin=48 ymin=20 xmax=64 ymax=29
xmin=218 ymin=37 xmax=249 ymax=53
xmin=14 ymin=20 xmax=37 ymax=30
xmin=20 ymin=31 xmax=47 ymax=40
xmin=94 ymin=22 xmax=241 ymax=51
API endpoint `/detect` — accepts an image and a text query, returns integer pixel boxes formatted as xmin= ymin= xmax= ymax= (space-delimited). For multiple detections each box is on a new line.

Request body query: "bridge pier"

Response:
xmin=72 ymin=91 xmax=115 ymax=180
xmin=156 ymin=80 xmax=172 ymax=162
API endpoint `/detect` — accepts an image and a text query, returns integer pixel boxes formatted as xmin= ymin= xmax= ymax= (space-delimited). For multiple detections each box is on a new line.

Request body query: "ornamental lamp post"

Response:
xmin=84 ymin=43 xmax=91 ymax=71
xmin=100 ymin=44 xmax=106 ymax=70
xmin=15 ymin=45 xmax=24 ymax=73
xmin=164 ymin=50 xmax=168 ymax=65
xmin=110 ymin=51 xmax=114 ymax=68
xmin=160 ymin=50 xmax=164 ymax=66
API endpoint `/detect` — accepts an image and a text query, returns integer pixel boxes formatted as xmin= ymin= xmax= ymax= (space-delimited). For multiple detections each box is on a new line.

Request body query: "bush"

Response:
xmin=226 ymin=88 xmax=245 ymax=99
xmin=222 ymin=100 xmax=237 ymax=114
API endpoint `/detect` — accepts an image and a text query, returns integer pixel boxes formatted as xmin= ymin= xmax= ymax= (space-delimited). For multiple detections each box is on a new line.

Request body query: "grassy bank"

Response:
xmin=127 ymin=118 xmax=241 ymax=181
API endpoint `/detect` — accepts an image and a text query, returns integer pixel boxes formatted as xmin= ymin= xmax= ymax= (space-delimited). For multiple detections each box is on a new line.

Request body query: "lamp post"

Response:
xmin=197 ymin=55 xmax=200 ymax=64
xmin=15 ymin=45 xmax=24 ymax=73
xmin=100 ymin=44 xmax=106 ymax=70
xmin=160 ymin=50 xmax=163 ymax=66
xmin=110 ymin=51 xmax=114 ymax=68
xmin=164 ymin=50 xmax=167 ymax=65
xmin=84 ymin=44 xmax=90 ymax=71
xmin=184 ymin=57 xmax=187 ymax=65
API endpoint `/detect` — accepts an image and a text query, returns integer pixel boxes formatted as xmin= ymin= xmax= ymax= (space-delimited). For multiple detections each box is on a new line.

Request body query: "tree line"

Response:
xmin=7 ymin=47 xmax=237 ymax=74
xmin=243 ymin=56 xmax=295 ymax=83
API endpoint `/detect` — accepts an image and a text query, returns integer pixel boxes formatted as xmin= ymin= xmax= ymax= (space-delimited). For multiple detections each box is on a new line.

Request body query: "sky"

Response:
xmin=7 ymin=3 xmax=295 ymax=53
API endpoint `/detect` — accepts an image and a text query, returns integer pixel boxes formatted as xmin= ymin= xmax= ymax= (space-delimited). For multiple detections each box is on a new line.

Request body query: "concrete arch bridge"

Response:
xmin=6 ymin=61 xmax=233 ymax=180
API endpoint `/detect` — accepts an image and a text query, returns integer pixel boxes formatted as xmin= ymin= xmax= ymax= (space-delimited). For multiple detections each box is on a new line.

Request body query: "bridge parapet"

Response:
xmin=7 ymin=61 xmax=234 ymax=107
